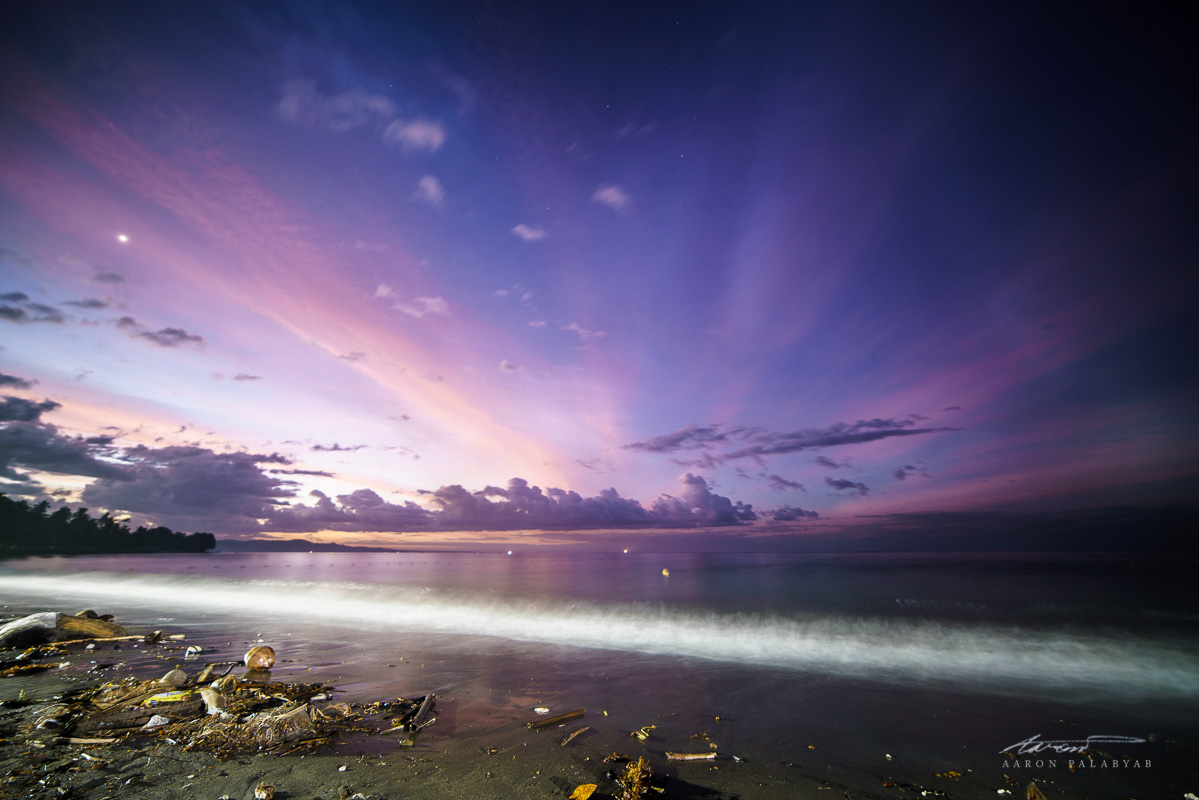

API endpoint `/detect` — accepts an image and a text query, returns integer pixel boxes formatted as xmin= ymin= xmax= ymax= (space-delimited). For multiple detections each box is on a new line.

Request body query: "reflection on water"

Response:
xmin=2 ymin=551 xmax=1197 ymax=701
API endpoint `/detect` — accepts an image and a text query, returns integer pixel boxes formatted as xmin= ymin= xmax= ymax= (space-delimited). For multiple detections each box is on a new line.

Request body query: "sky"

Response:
xmin=1 ymin=1 xmax=1196 ymax=549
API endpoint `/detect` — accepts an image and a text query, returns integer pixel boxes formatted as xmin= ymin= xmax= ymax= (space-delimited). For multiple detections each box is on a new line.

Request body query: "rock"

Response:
xmin=161 ymin=669 xmax=188 ymax=687
xmin=198 ymin=686 xmax=224 ymax=715
xmin=244 ymin=645 xmax=275 ymax=670
xmin=254 ymin=782 xmax=275 ymax=800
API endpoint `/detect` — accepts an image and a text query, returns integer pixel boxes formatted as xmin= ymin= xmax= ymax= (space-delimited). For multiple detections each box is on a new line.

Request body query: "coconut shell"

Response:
xmin=244 ymin=645 xmax=276 ymax=670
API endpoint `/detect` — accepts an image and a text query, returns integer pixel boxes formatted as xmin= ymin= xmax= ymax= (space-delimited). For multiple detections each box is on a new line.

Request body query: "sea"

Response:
xmin=2 ymin=549 xmax=1197 ymax=796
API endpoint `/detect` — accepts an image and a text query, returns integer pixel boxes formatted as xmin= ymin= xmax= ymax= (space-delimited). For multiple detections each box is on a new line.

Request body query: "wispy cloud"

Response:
xmin=561 ymin=322 xmax=606 ymax=341
xmin=393 ymin=296 xmax=448 ymax=318
xmin=592 ymin=184 xmax=630 ymax=212
xmin=825 ymin=477 xmax=870 ymax=496
xmin=498 ymin=359 xmax=520 ymax=373
xmin=765 ymin=473 xmax=805 ymax=492
xmin=0 ymin=373 xmax=36 ymax=390
xmin=625 ymin=418 xmax=956 ymax=466
xmin=0 ymin=293 xmax=65 ymax=324
xmin=278 ymin=80 xmax=446 ymax=153
xmin=116 ymin=316 xmax=203 ymax=348
xmin=277 ymin=80 xmax=396 ymax=131
xmin=414 ymin=175 xmax=446 ymax=208
xmin=62 ymin=297 xmax=109 ymax=309
xmin=511 ymin=224 xmax=547 ymax=242
xmin=383 ymin=118 xmax=447 ymax=152
xmin=311 ymin=443 xmax=367 ymax=452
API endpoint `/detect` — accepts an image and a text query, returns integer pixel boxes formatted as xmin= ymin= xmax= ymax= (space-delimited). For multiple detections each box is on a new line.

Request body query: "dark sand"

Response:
xmin=1 ymin=617 xmax=1193 ymax=799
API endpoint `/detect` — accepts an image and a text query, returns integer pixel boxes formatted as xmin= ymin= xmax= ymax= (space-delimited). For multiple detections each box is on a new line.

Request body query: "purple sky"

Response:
xmin=1 ymin=2 xmax=1196 ymax=548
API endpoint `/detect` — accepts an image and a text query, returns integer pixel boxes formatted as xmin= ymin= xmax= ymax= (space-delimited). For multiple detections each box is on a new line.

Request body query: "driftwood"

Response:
xmin=561 ymin=725 xmax=590 ymax=747
xmin=666 ymin=751 xmax=717 ymax=761
xmin=0 ymin=612 xmax=128 ymax=649
xmin=528 ymin=708 xmax=584 ymax=729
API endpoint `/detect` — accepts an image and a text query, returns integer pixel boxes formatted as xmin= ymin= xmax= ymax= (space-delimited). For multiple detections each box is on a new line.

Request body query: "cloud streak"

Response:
xmin=624 ymin=419 xmax=956 ymax=466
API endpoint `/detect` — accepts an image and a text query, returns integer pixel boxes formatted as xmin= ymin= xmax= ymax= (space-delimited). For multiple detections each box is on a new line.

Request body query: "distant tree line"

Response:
xmin=0 ymin=494 xmax=216 ymax=556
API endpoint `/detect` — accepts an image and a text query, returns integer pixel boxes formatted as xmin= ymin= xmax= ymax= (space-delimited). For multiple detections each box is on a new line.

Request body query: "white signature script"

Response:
xmin=1000 ymin=734 xmax=1147 ymax=755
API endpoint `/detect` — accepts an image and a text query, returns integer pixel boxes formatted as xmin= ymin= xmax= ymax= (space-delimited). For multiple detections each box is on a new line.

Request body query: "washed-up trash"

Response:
xmin=527 ymin=708 xmax=584 ymax=729
xmin=569 ymin=784 xmax=597 ymax=800
xmin=142 ymin=714 xmax=171 ymax=729
xmin=34 ymin=704 xmax=71 ymax=730
xmin=144 ymin=689 xmax=197 ymax=706
xmin=533 ymin=706 xmax=550 ymax=714
xmin=184 ymin=645 xmax=203 ymax=658
xmin=630 ymin=724 xmax=656 ymax=741
xmin=244 ymin=645 xmax=276 ymax=670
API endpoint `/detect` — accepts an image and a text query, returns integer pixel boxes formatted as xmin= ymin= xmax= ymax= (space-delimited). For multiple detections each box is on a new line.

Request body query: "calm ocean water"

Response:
xmin=3 ymin=550 xmax=1197 ymax=792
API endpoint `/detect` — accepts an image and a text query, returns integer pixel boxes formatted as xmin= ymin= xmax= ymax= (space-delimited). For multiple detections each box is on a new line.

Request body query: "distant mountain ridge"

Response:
xmin=215 ymin=538 xmax=400 ymax=553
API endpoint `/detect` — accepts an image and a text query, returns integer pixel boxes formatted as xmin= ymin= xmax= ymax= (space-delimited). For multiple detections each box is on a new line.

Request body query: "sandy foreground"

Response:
xmin=0 ymin=613 xmax=1189 ymax=799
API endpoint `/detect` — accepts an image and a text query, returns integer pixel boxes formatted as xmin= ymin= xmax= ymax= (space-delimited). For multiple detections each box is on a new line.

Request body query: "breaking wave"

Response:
xmin=3 ymin=571 xmax=1197 ymax=699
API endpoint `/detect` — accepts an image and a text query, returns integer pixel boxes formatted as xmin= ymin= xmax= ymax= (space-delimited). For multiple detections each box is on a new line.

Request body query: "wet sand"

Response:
xmin=2 ymin=606 xmax=1195 ymax=799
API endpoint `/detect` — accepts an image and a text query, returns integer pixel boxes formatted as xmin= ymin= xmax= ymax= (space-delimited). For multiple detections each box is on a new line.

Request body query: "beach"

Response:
xmin=2 ymin=551 xmax=1197 ymax=798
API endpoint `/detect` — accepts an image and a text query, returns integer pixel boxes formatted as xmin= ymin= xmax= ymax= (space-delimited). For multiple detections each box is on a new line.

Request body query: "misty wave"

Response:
xmin=3 ymin=572 xmax=1196 ymax=699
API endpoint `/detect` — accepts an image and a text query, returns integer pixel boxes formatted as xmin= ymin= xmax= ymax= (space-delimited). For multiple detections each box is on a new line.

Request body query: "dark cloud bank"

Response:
xmin=3 ymin=393 xmax=1194 ymax=550
xmin=0 ymin=392 xmax=761 ymax=535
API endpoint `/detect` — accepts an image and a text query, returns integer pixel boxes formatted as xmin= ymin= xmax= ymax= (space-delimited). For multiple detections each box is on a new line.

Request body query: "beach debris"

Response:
xmin=0 ymin=661 xmax=61 ymax=677
xmin=142 ymin=714 xmax=171 ymax=729
xmin=614 ymin=756 xmax=654 ymax=800
xmin=630 ymin=724 xmax=656 ymax=741
xmin=527 ymin=708 xmax=584 ymax=729
xmin=534 ymin=706 xmax=551 ymax=714
xmin=161 ymin=668 xmax=189 ymax=686
xmin=254 ymin=781 xmax=275 ymax=800
xmin=199 ymin=686 xmax=225 ymax=715
xmin=143 ymin=689 xmax=197 ymax=705
xmin=1025 ymin=782 xmax=1047 ymax=800
xmin=666 ymin=751 xmax=717 ymax=761
xmin=569 ymin=784 xmax=598 ymax=800
xmin=184 ymin=644 xmax=203 ymax=657
xmin=0 ymin=611 xmax=128 ymax=649
xmin=244 ymin=645 xmax=276 ymax=670
xmin=561 ymin=725 xmax=590 ymax=747
xmin=661 ymin=568 xmax=670 ymax=577
xmin=936 ymin=770 xmax=961 ymax=778
xmin=34 ymin=704 xmax=72 ymax=729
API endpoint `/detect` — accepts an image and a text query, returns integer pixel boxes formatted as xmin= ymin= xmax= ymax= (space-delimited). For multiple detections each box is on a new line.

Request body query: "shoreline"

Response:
xmin=2 ymin=619 xmax=1190 ymax=799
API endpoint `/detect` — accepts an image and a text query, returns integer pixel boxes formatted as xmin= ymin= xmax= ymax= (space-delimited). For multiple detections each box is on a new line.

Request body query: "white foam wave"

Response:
xmin=3 ymin=572 xmax=1196 ymax=698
